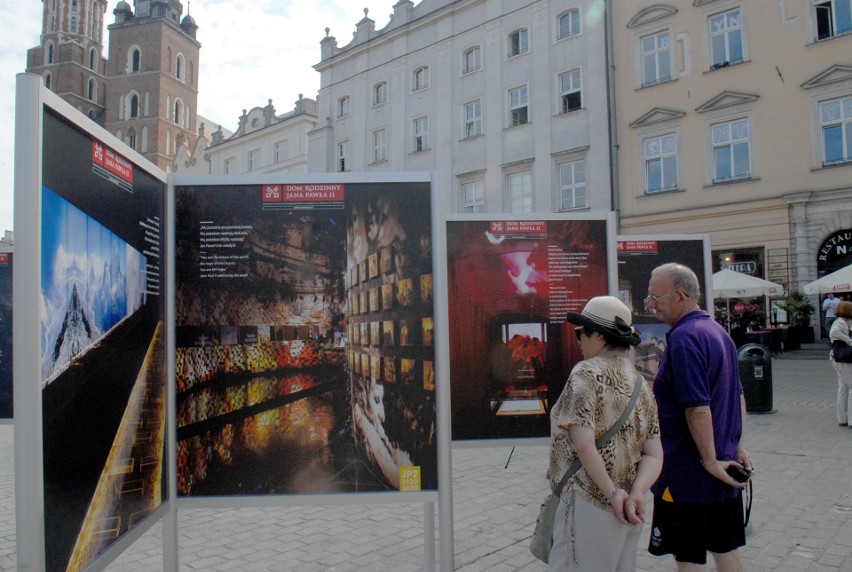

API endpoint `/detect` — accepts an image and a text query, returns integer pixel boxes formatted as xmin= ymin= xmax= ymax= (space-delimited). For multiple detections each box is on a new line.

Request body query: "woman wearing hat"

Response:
xmin=547 ymin=296 xmax=662 ymax=570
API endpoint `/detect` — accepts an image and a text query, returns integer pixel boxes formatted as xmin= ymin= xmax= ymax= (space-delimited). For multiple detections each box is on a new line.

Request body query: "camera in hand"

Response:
xmin=726 ymin=465 xmax=751 ymax=483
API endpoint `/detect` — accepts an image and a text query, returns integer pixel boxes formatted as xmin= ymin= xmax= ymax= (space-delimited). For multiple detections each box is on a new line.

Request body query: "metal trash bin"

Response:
xmin=737 ymin=343 xmax=773 ymax=413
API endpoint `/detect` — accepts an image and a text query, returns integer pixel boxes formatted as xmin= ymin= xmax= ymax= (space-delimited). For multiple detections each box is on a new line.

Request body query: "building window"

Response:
xmin=709 ymin=7 xmax=744 ymax=68
xmin=248 ymin=149 xmax=261 ymax=171
xmin=464 ymin=100 xmax=482 ymax=139
xmin=224 ymin=157 xmax=235 ymax=174
xmin=44 ymin=72 xmax=51 ymax=90
xmin=129 ymin=94 xmax=139 ymax=118
xmin=463 ymin=46 xmax=481 ymax=74
xmin=509 ymin=85 xmax=529 ymax=126
xmin=130 ymin=48 xmax=141 ymax=73
xmin=509 ymin=28 xmax=529 ymax=57
xmin=87 ymin=78 xmax=96 ymax=101
xmin=413 ymin=116 xmax=430 ymax=152
xmin=88 ymin=47 xmax=96 ymax=70
xmin=816 ymin=0 xmax=852 ymax=40
xmin=71 ymin=0 xmax=78 ymax=11
xmin=712 ymin=119 xmax=751 ymax=182
xmin=508 ymin=171 xmax=532 ymax=213
xmin=173 ymin=99 xmax=183 ymax=124
xmin=372 ymin=128 xmax=387 ymax=163
xmin=559 ymin=160 xmax=586 ymax=210
xmin=558 ymin=9 xmax=581 ymax=39
xmin=70 ymin=16 xmax=77 ymax=34
xmin=462 ymin=181 xmax=484 ymax=213
xmin=127 ymin=128 xmax=137 ymax=151
xmin=176 ymin=54 xmax=185 ymax=81
xmin=374 ymin=81 xmax=388 ymax=105
xmin=641 ymin=30 xmax=672 ymax=87
xmin=337 ymin=95 xmax=351 ymax=118
xmin=46 ymin=42 xmax=54 ymax=65
xmin=274 ymin=140 xmax=289 ymax=163
xmin=413 ymin=66 xmax=429 ymax=91
xmin=338 ymin=140 xmax=350 ymax=172
xmin=559 ymin=70 xmax=582 ymax=113
xmin=821 ymin=96 xmax=852 ymax=165
xmin=644 ymin=134 xmax=678 ymax=192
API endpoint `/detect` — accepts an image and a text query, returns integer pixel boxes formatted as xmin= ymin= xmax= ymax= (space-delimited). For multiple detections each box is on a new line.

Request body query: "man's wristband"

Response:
xmin=700 ymin=458 xmax=718 ymax=468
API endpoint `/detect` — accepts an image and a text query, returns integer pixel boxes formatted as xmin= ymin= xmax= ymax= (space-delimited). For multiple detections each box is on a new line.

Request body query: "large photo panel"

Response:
xmin=447 ymin=216 xmax=614 ymax=442
xmin=616 ymin=235 xmax=712 ymax=381
xmin=174 ymin=178 xmax=437 ymax=497
xmin=16 ymin=83 xmax=168 ymax=571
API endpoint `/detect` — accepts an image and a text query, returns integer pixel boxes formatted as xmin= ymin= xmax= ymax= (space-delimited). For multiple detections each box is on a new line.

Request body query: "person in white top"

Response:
xmin=829 ymin=300 xmax=852 ymax=426
xmin=823 ymin=293 xmax=841 ymax=335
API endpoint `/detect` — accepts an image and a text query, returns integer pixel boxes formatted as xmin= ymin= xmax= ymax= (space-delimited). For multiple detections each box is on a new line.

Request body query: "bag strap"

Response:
xmin=744 ymin=478 xmax=752 ymax=527
xmin=552 ymin=371 xmax=644 ymax=497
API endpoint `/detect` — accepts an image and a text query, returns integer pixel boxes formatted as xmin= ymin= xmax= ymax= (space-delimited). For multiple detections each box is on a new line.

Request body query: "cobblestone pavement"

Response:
xmin=2 ymin=347 xmax=851 ymax=571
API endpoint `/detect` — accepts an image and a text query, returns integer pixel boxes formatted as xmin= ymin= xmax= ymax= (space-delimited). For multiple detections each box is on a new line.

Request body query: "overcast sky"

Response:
xmin=0 ymin=1 xmax=390 ymax=235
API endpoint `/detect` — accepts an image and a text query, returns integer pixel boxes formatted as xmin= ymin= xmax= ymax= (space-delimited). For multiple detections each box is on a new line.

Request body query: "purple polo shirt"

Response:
xmin=651 ymin=310 xmax=743 ymax=504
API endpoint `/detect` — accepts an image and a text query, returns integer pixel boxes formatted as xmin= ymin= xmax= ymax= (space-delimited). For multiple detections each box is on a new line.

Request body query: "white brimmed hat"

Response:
xmin=566 ymin=296 xmax=641 ymax=346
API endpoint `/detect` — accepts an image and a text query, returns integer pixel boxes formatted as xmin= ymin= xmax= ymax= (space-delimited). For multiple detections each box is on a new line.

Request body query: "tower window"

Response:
xmin=176 ymin=54 xmax=185 ymax=81
xmin=130 ymin=48 xmax=141 ymax=73
xmin=174 ymin=100 xmax=183 ymax=124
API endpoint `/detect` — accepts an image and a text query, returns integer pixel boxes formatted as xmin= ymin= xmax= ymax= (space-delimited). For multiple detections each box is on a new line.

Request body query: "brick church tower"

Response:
xmin=26 ymin=0 xmax=200 ymax=171
xmin=25 ymin=0 xmax=110 ymax=120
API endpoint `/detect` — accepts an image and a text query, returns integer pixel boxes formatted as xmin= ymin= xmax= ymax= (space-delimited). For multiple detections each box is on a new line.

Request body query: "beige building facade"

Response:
xmin=171 ymin=96 xmax=318 ymax=176
xmin=612 ymin=1 xmax=852 ymax=301
xmin=309 ymin=0 xmax=614 ymax=215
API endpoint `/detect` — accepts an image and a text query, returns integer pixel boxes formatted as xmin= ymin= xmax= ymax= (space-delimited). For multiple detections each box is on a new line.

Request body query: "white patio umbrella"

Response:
xmin=712 ymin=269 xmax=785 ymax=331
xmin=803 ymin=264 xmax=852 ymax=295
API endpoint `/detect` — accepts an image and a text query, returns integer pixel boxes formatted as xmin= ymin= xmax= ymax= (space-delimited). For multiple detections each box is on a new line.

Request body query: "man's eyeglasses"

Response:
xmin=644 ymin=291 xmax=687 ymax=307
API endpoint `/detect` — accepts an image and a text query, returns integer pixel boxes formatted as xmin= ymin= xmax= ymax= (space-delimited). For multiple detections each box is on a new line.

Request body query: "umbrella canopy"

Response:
xmin=712 ymin=269 xmax=785 ymax=299
xmin=803 ymin=264 xmax=852 ymax=295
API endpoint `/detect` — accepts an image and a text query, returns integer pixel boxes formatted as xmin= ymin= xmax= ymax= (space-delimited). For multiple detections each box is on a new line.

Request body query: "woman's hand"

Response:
xmin=623 ymin=490 xmax=646 ymax=525
xmin=608 ymin=488 xmax=634 ymax=525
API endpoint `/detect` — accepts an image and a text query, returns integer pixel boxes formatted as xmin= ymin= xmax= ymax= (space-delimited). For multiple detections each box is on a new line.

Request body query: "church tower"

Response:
xmin=25 ymin=0 xmax=110 ymax=121
xmin=105 ymin=0 xmax=201 ymax=170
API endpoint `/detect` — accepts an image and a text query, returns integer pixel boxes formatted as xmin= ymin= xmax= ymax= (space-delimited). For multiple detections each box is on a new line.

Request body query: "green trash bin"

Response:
xmin=737 ymin=343 xmax=773 ymax=413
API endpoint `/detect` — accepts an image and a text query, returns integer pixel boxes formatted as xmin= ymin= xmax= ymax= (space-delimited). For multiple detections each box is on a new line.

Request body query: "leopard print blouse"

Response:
xmin=548 ymin=354 xmax=660 ymax=511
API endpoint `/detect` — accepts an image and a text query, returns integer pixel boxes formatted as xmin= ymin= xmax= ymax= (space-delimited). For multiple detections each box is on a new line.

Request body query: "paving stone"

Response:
xmin=2 ymin=351 xmax=852 ymax=571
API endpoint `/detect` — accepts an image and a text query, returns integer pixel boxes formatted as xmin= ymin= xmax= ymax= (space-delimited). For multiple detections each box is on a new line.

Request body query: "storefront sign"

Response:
xmin=723 ymin=261 xmax=757 ymax=275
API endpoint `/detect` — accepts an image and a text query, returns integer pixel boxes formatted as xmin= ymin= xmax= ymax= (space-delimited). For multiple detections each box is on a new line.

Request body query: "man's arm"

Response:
xmin=736 ymin=394 xmax=753 ymax=471
xmin=684 ymin=405 xmax=746 ymax=488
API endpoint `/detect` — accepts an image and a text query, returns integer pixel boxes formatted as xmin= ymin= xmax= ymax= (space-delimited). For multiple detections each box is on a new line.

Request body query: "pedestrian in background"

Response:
xmin=645 ymin=263 xmax=752 ymax=572
xmin=547 ymin=296 xmax=662 ymax=571
xmin=823 ymin=293 xmax=841 ymax=337
xmin=828 ymin=300 xmax=852 ymax=426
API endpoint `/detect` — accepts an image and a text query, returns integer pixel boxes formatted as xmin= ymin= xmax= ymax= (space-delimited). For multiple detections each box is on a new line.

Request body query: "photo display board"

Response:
xmin=0 ymin=249 xmax=10 ymax=419
xmin=33 ymin=106 xmax=167 ymax=571
xmin=446 ymin=216 xmax=613 ymax=441
xmin=174 ymin=179 xmax=437 ymax=497
xmin=616 ymin=235 xmax=712 ymax=381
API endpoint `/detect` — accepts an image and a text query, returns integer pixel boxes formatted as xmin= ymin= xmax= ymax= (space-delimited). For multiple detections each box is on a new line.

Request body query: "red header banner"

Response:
xmin=92 ymin=141 xmax=133 ymax=185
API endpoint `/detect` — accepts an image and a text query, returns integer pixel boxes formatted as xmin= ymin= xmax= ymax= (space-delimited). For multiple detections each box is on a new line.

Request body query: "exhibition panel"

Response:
xmin=615 ymin=235 xmax=712 ymax=379
xmin=446 ymin=215 xmax=615 ymax=442
xmin=14 ymin=75 xmax=169 ymax=572
xmin=173 ymin=179 xmax=438 ymax=497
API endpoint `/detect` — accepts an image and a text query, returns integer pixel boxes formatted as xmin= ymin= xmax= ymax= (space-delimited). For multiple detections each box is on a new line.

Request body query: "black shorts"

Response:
xmin=648 ymin=493 xmax=746 ymax=565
